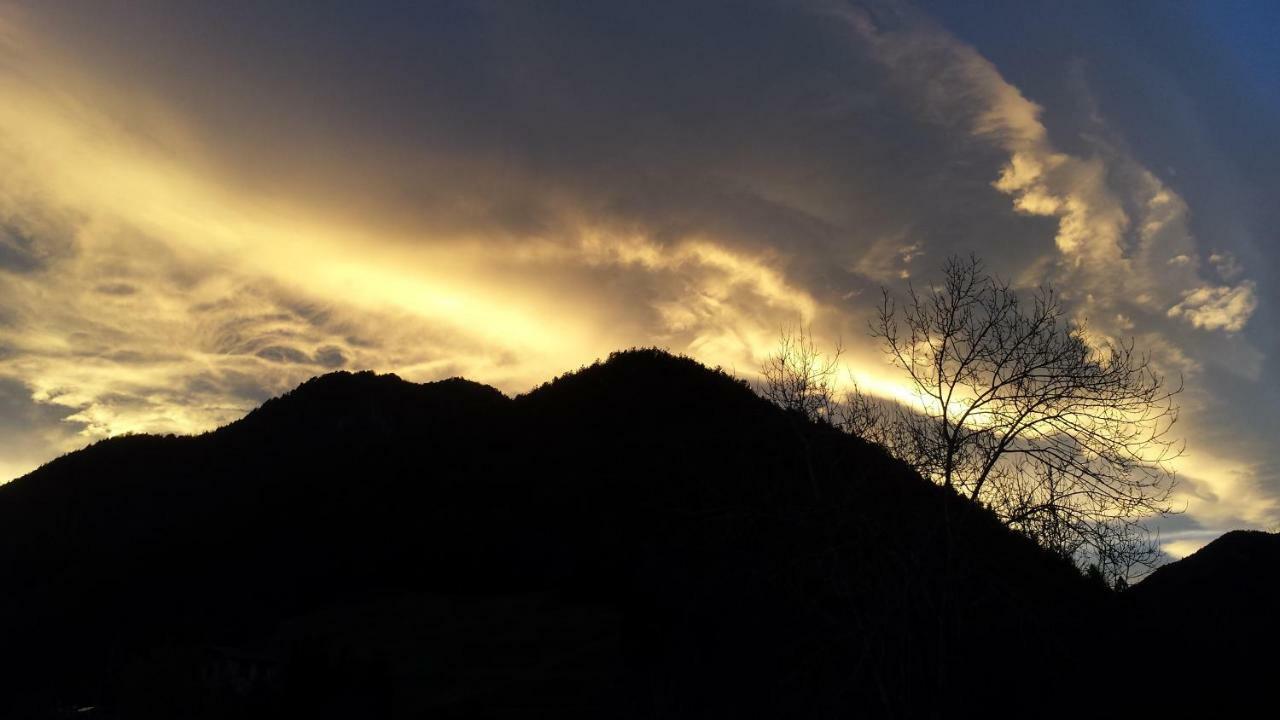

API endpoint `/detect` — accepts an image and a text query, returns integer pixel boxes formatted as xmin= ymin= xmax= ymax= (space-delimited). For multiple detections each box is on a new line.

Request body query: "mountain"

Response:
xmin=0 ymin=349 xmax=1139 ymax=718
xmin=1127 ymin=529 xmax=1280 ymax=702
xmin=1136 ymin=529 xmax=1280 ymax=603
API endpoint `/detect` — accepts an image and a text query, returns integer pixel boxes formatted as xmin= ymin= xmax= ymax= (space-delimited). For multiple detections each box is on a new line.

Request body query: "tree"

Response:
xmin=757 ymin=326 xmax=885 ymax=440
xmin=757 ymin=325 xmax=849 ymax=499
xmin=758 ymin=325 xmax=842 ymax=425
xmin=868 ymin=255 xmax=1181 ymax=583
xmin=758 ymin=256 xmax=1182 ymax=584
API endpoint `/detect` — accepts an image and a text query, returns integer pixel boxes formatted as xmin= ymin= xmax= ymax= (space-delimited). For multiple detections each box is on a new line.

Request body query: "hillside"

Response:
xmin=1127 ymin=529 xmax=1280 ymax=703
xmin=1 ymin=349 xmax=1124 ymax=718
xmin=1136 ymin=529 xmax=1280 ymax=597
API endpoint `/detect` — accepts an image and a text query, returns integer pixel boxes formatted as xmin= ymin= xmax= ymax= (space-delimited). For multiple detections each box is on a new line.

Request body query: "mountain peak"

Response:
xmin=1138 ymin=529 xmax=1280 ymax=593
xmin=233 ymin=370 xmax=509 ymax=439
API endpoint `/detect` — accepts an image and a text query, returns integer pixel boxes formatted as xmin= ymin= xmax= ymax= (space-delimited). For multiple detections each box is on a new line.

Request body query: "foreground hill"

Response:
xmin=1128 ymin=529 xmax=1280 ymax=696
xmin=0 ymin=349 xmax=1147 ymax=717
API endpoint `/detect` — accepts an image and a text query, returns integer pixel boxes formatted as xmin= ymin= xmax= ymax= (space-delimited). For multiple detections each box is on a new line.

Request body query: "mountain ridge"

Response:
xmin=0 ymin=349 xmax=1264 ymax=718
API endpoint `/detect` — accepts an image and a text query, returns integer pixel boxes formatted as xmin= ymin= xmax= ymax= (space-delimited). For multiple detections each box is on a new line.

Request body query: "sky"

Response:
xmin=1 ymin=0 xmax=1277 ymax=557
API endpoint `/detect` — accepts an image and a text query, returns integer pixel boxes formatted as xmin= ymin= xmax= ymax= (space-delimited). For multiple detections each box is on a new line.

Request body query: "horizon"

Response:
xmin=3 ymin=1 xmax=1280 ymax=559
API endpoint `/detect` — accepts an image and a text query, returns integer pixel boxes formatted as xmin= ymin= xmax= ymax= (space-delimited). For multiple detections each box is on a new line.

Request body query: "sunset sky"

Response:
xmin=1 ymin=1 xmax=1277 ymax=557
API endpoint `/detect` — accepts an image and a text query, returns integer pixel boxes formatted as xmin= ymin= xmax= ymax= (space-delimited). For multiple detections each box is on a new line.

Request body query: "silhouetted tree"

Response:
xmin=760 ymin=257 xmax=1181 ymax=584
xmin=758 ymin=325 xmax=842 ymax=425
xmin=869 ymin=255 xmax=1181 ymax=583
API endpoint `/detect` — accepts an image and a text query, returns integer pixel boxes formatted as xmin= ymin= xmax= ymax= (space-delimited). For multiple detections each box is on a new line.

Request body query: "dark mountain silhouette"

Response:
xmin=0 ymin=349 xmax=1249 ymax=718
xmin=1126 ymin=529 xmax=1280 ymax=706
xmin=1135 ymin=529 xmax=1280 ymax=604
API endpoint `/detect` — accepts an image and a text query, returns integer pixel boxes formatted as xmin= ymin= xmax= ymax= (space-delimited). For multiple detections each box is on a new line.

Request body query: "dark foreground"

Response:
xmin=1 ymin=350 xmax=1275 ymax=718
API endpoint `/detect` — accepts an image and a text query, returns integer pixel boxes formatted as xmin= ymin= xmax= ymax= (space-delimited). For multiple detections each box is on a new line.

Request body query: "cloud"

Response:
xmin=314 ymin=345 xmax=347 ymax=369
xmin=1208 ymin=251 xmax=1243 ymax=281
xmin=0 ymin=375 xmax=87 ymax=481
xmin=827 ymin=0 xmax=1266 ymax=358
xmin=254 ymin=346 xmax=314 ymax=366
xmin=852 ymin=231 xmax=924 ymax=281
xmin=0 ymin=210 xmax=77 ymax=274
xmin=1168 ymin=282 xmax=1259 ymax=332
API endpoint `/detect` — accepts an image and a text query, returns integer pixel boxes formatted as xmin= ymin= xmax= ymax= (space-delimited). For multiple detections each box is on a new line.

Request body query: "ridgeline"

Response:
xmin=0 ymin=349 xmax=1273 ymax=718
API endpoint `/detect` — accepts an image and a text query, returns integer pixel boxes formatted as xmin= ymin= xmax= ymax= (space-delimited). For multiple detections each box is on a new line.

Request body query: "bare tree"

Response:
xmin=833 ymin=382 xmax=887 ymax=441
xmin=759 ymin=325 xmax=842 ymax=426
xmin=867 ymin=255 xmax=1181 ymax=583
